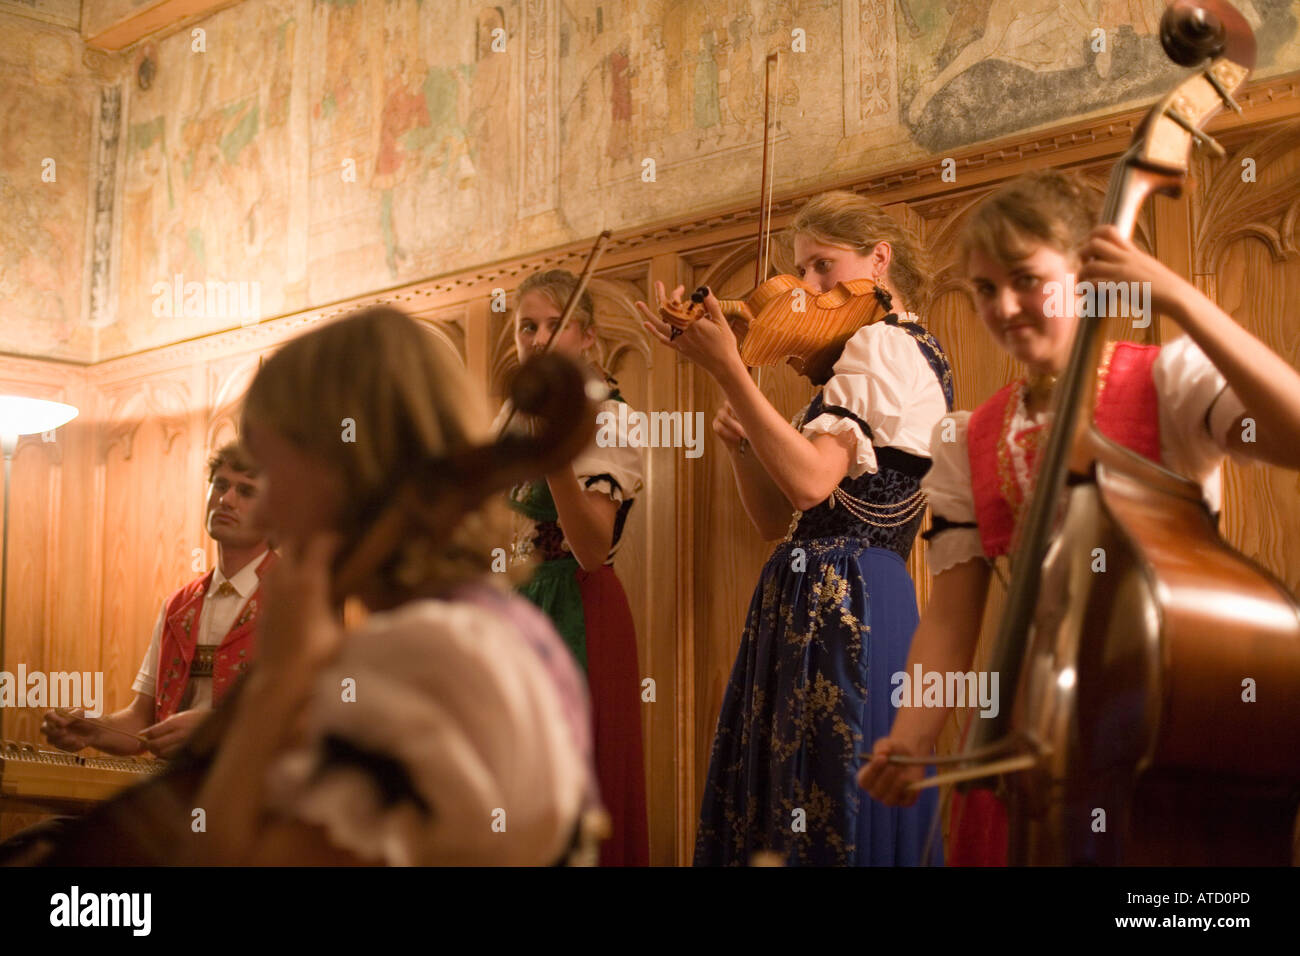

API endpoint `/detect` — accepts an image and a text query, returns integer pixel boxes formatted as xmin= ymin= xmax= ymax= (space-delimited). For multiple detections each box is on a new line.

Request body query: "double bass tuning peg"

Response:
xmin=1160 ymin=3 xmax=1226 ymax=66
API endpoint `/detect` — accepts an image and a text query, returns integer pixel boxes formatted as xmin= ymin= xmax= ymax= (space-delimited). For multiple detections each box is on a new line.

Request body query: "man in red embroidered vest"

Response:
xmin=42 ymin=441 xmax=274 ymax=758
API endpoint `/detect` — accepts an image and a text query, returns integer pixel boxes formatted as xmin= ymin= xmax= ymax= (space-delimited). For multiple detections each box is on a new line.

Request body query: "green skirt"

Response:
xmin=518 ymin=556 xmax=587 ymax=670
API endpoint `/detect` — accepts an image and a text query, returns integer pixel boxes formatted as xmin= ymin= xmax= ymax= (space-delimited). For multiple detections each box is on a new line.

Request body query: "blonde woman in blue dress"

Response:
xmin=639 ymin=191 xmax=953 ymax=865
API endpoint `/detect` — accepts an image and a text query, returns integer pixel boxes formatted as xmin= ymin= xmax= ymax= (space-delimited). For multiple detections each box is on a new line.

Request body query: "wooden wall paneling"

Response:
xmin=95 ymin=374 xmax=197 ymax=724
xmin=0 ymin=366 xmax=74 ymax=744
xmin=61 ymin=376 xmax=104 ymax=748
xmin=204 ymin=353 xmax=260 ymax=455
xmin=1195 ymin=122 xmax=1300 ymax=594
xmin=463 ymin=297 xmax=492 ymax=387
xmin=648 ymin=249 xmax=696 ymax=866
xmin=0 ymin=360 xmax=89 ymax=839
xmin=3 ymin=435 xmax=61 ymax=745
xmin=1 ymin=450 xmax=56 ymax=840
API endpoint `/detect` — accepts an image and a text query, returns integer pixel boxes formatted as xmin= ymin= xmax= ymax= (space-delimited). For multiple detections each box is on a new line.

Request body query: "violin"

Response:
xmin=658 ymin=276 xmax=893 ymax=386
xmin=917 ymin=0 xmax=1300 ymax=865
xmin=18 ymin=348 xmax=599 ymax=866
xmin=654 ymin=51 xmax=894 ymax=387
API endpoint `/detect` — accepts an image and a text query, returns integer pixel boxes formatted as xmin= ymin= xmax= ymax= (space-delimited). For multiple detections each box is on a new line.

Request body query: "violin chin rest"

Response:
xmin=775 ymin=338 xmax=848 ymax=386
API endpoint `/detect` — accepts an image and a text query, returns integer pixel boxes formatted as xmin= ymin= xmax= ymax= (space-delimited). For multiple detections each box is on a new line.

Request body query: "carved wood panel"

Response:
xmin=1196 ymin=122 xmax=1300 ymax=594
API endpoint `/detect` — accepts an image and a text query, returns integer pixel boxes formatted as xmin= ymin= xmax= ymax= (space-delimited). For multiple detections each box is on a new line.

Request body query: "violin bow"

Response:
xmin=736 ymin=51 xmax=782 ymax=453
xmin=756 ymin=51 xmax=781 ymax=289
xmin=496 ymin=228 xmax=613 ymax=437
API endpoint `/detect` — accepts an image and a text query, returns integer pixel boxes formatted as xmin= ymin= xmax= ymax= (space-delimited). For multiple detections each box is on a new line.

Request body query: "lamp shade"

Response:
xmin=0 ymin=395 xmax=79 ymax=436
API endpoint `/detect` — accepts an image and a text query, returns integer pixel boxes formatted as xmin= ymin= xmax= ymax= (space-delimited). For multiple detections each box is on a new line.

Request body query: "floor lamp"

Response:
xmin=0 ymin=396 xmax=79 ymax=740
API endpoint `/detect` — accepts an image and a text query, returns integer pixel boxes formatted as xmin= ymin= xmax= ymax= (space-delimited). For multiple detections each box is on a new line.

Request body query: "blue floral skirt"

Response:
xmin=694 ymin=537 xmax=941 ymax=866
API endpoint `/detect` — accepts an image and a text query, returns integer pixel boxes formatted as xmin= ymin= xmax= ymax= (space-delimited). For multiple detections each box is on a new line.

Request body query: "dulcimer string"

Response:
xmin=54 ymin=707 xmax=150 ymax=745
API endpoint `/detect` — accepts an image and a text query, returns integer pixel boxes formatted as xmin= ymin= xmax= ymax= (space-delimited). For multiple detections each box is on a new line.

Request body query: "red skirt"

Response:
xmin=948 ymin=789 xmax=1008 ymax=866
xmin=578 ymin=565 xmax=650 ymax=866
xmin=947 ymin=716 xmax=1008 ymax=865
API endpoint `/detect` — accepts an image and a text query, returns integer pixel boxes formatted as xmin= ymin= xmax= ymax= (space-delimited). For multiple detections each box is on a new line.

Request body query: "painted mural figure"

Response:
xmin=861 ymin=170 xmax=1300 ymax=863
xmin=497 ymin=270 xmax=651 ymax=867
xmin=640 ymin=192 xmax=953 ymax=865
xmin=693 ymin=33 xmax=722 ymax=129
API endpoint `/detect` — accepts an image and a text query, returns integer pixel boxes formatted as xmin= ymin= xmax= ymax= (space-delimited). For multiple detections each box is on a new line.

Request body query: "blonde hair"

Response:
xmin=241 ymin=305 xmax=528 ymax=595
xmin=515 ymin=268 xmax=617 ymax=385
xmin=960 ymin=170 xmax=1098 ymax=271
xmin=517 ymin=269 xmax=596 ymax=331
xmin=787 ymin=190 xmax=931 ymax=312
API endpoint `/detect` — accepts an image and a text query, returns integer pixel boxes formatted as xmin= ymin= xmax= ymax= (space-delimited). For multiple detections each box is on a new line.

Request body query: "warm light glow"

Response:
xmin=1057 ymin=667 xmax=1076 ymax=690
xmin=0 ymin=395 xmax=79 ymax=436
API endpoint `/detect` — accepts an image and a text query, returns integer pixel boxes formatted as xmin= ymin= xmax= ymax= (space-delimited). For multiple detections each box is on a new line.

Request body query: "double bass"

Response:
xmin=919 ymin=0 xmax=1300 ymax=864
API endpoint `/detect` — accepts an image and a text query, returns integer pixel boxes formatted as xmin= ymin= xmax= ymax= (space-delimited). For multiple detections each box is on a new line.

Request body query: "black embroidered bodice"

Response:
xmin=787 ymin=316 xmax=954 ymax=561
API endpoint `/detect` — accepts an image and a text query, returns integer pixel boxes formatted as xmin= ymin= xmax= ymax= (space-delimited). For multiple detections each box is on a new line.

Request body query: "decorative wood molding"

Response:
xmin=204 ymin=354 xmax=261 ymax=454
xmin=99 ymin=376 xmax=191 ymax=460
xmin=1194 ymin=122 xmax=1300 ymax=274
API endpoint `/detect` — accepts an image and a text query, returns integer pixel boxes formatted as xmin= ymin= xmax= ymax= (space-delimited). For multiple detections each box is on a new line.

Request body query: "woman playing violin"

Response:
xmin=639 ymin=191 xmax=953 ymax=865
xmin=497 ymin=269 xmax=650 ymax=867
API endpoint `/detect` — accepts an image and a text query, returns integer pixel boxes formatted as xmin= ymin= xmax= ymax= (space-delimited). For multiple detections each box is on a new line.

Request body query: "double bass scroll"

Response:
xmin=919 ymin=0 xmax=1300 ymax=865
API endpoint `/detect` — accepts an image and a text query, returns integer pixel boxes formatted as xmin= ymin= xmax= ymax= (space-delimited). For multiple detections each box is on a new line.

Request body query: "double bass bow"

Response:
xmin=18 ymin=349 xmax=599 ymax=866
xmin=915 ymin=0 xmax=1300 ymax=865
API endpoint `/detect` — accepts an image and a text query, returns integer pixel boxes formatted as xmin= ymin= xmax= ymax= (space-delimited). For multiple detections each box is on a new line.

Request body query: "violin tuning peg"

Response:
xmin=691 ymin=286 xmax=710 ymax=303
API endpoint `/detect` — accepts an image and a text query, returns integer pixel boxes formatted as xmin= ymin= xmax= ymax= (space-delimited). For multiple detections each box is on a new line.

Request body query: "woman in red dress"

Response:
xmin=498 ymin=269 xmax=650 ymax=866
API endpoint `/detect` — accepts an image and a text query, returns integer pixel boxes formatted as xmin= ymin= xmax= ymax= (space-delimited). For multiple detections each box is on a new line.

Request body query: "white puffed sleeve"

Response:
xmin=575 ymin=398 xmax=647 ymax=503
xmin=801 ymin=320 xmax=948 ymax=479
xmin=1153 ymin=336 xmax=1250 ymax=514
xmin=920 ymin=411 xmax=986 ymax=576
xmin=264 ymin=599 xmax=589 ymax=866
